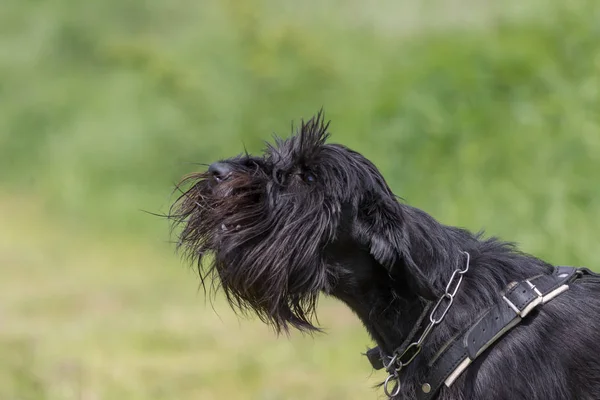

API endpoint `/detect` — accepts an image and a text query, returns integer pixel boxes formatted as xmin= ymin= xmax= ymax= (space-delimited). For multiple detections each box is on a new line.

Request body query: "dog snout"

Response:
xmin=208 ymin=162 xmax=232 ymax=183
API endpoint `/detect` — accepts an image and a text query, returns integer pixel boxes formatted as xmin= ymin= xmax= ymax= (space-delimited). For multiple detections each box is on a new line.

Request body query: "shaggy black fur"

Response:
xmin=170 ymin=112 xmax=600 ymax=399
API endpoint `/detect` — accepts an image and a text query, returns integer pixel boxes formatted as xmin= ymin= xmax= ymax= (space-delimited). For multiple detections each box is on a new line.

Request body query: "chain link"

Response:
xmin=383 ymin=251 xmax=471 ymax=398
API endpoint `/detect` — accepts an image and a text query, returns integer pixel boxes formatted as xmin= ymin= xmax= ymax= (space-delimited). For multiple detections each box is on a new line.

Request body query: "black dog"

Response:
xmin=170 ymin=112 xmax=600 ymax=400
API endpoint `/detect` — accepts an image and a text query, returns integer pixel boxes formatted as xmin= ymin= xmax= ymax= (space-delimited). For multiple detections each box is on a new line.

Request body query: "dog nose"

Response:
xmin=208 ymin=162 xmax=232 ymax=182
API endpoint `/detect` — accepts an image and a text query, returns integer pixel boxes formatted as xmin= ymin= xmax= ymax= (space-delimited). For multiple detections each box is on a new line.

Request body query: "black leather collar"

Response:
xmin=365 ymin=266 xmax=598 ymax=399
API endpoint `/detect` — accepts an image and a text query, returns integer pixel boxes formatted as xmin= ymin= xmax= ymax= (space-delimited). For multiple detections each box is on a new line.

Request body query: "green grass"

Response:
xmin=1 ymin=0 xmax=600 ymax=398
xmin=0 ymin=196 xmax=376 ymax=399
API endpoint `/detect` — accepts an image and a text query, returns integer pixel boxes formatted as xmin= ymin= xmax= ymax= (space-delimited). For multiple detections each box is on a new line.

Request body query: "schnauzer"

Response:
xmin=169 ymin=112 xmax=600 ymax=400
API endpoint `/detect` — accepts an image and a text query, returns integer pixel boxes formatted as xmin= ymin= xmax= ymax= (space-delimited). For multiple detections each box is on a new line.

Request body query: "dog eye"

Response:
xmin=303 ymin=172 xmax=316 ymax=183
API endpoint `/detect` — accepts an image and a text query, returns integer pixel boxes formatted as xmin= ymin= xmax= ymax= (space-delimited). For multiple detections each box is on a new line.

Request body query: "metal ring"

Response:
xmin=383 ymin=354 xmax=398 ymax=372
xmin=416 ymin=322 xmax=435 ymax=346
xmin=383 ymin=374 xmax=401 ymax=398
xmin=398 ymin=342 xmax=422 ymax=366
xmin=430 ymin=294 xmax=454 ymax=324
xmin=445 ymin=270 xmax=464 ymax=297
xmin=459 ymin=251 xmax=470 ymax=274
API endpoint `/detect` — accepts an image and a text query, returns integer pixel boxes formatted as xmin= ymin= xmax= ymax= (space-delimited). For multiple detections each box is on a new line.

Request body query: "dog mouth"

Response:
xmin=170 ymin=163 xmax=331 ymax=333
xmin=170 ymin=171 xmax=250 ymax=233
xmin=171 ymin=168 xmax=270 ymax=248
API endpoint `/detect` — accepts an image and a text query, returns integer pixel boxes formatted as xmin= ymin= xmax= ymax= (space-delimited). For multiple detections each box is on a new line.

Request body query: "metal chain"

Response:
xmin=383 ymin=251 xmax=471 ymax=398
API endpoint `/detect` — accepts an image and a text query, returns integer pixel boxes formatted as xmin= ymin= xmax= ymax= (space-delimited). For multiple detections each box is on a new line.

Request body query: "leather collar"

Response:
xmin=365 ymin=266 xmax=598 ymax=399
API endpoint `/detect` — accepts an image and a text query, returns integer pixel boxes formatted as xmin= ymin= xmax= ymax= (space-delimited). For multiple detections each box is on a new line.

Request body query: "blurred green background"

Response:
xmin=1 ymin=0 xmax=599 ymax=398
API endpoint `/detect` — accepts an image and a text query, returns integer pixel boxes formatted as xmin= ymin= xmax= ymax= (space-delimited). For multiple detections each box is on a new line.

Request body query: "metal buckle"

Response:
xmin=503 ymin=280 xmax=543 ymax=318
xmin=542 ymin=284 xmax=569 ymax=303
xmin=526 ymin=280 xmax=543 ymax=297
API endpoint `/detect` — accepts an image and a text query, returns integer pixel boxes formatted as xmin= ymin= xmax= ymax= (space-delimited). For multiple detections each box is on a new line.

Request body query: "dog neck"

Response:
xmin=327 ymin=207 xmax=460 ymax=354
xmin=328 ymin=205 xmax=551 ymax=358
xmin=329 ymin=249 xmax=423 ymax=354
xmin=335 ymin=272 xmax=427 ymax=356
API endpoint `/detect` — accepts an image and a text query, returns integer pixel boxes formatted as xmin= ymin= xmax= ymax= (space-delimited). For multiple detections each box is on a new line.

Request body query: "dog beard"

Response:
xmin=170 ymin=163 xmax=339 ymax=332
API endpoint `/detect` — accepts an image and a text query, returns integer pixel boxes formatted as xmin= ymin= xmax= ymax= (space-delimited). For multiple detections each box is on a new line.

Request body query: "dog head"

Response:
xmin=170 ymin=112 xmax=439 ymax=332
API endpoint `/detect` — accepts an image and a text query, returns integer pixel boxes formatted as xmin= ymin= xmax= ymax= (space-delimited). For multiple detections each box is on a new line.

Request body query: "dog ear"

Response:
xmin=355 ymin=195 xmax=438 ymax=300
